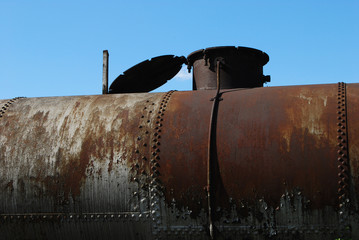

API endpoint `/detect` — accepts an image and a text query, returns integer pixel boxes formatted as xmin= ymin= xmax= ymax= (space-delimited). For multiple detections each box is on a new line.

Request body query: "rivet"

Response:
xmin=143 ymin=143 xmax=147 ymax=147
xmin=139 ymin=125 xmax=143 ymax=129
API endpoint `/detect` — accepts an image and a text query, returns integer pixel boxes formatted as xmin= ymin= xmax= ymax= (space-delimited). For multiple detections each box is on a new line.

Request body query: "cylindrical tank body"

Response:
xmin=0 ymin=83 xmax=359 ymax=239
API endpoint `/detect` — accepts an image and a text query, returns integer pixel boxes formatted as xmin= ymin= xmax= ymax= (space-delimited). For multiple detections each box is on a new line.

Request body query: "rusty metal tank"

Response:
xmin=187 ymin=46 xmax=270 ymax=90
xmin=0 ymin=82 xmax=359 ymax=239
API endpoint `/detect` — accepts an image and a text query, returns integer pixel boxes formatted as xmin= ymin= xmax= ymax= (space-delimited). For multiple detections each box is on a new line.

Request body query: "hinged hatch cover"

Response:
xmin=109 ymin=55 xmax=186 ymax=93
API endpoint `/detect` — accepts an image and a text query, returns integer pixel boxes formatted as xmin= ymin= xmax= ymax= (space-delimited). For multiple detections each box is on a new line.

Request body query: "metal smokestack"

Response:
xmin=187 ymin=46 xmax=270 ymax=90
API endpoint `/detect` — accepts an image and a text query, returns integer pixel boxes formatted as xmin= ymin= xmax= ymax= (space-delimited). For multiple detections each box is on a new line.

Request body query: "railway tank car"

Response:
xmin=0 ymin=46 xmax=358 ymax=240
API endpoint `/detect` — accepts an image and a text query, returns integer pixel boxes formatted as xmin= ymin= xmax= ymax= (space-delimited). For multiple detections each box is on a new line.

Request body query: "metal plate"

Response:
xmin=109 ymin=55 xmax=186 ymax=94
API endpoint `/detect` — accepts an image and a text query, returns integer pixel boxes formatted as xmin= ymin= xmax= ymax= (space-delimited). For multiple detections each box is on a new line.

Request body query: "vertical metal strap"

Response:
xmin=337 ymin=82 xmax=351 ymax=236
xmin=207 ymin=61 xmax=223 ymax=239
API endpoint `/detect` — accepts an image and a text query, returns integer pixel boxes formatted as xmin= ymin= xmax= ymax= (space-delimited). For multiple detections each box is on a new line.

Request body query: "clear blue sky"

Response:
xmin=1 ymin=1 xmax=358 ymax=99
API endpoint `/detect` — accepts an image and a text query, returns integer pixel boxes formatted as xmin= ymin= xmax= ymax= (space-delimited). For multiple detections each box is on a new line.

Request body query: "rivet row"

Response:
xmin=0 ymin=212 xmax=147 ymax=221
xmin=0 ymin=97 xmax=25 ymax=118
xmin=336 ymin=82 xmax=350 ymax=233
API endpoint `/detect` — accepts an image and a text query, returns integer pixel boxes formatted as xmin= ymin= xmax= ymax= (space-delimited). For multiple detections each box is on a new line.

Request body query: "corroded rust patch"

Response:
xmin=0 ymin=93 xmax=164 ymax=213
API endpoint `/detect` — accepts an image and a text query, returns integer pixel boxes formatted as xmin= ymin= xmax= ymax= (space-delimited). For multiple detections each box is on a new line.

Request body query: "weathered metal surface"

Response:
xmin=0 ymin=83 xmax=359 ymax=239
xmin=0 ymin=97 xmax=26 ymax=118
xmin=187 ymin=46 xmax=270 ymax=90
xmin=347 ymin=83 xmax=359 ymax=237
xmin=159 ymin=84 xmax=359 ymax=239
xmin=0 ymin=93 xmax=165 ymax=239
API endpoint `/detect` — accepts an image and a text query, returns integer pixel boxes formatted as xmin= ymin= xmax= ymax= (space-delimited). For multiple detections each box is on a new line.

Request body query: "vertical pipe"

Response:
xmin=102 ymin=50 xmax=109 ymax=94
xmin=207 ymin=61 xmax=222 ymax=239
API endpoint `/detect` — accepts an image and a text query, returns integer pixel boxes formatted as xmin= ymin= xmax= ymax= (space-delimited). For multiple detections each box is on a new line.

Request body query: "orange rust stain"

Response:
xmin=60 ymin=137 xmax=93 ymax=199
